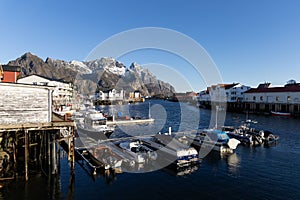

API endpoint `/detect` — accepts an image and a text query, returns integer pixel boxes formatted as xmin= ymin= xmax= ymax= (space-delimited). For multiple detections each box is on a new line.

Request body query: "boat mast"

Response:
xmin=215 ymin=105 xmax=219 ymax=129
xmin=148 ymin=102 xmax=151 ymax=119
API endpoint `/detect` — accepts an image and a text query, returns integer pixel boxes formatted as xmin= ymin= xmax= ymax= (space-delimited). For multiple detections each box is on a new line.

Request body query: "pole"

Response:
xmin=148 ymin=102 xmax=151 ymax=119
xmin=215 ymin=105 xmax=219 ymax=129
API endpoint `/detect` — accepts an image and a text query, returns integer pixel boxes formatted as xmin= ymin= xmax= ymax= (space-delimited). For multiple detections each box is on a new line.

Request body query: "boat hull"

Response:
xmin=271 ymin=111 xmax=291 ymax=117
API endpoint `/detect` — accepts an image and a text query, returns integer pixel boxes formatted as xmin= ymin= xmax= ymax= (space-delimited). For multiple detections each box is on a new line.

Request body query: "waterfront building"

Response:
xmin=95 ymin=89 xmax=125 ymax=101
xmin=17 ymin=74 xmax=73 ymax=107
xmin=0 ymin=65 xmax=21 ymax=83
xmin=129 ymin=90 xmax=145 ymax=102
xmin=171 ymin=91 xmax=198 ymax=102
xmin=243 ymin=80 xmax=300 ymax=116
xmin=198 ymin=83 xmax=251 ymax=110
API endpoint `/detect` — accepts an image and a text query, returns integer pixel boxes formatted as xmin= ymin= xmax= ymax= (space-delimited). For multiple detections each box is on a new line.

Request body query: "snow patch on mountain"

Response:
xmin=71 ymin=60 xmax=92 ymax=74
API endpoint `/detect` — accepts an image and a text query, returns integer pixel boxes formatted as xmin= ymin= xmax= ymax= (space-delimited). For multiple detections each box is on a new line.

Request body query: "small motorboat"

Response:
xmin=91 ymin=145 xmax=123 ymax=170
xmin=271 ymin=111 xmax=291 ymax=117
xmin=75 ymin=147 xmax=108 ymax=175
xmin=191 ymin=129 xmax=241 ymax=154
xmin=222 ymin=120 xmax=279 ymax=146
xmin=142 ymin=131 xmax=199 ymax=167
xmin=118 ymin=140 xmax=157 ymax=164
xmin=260 ymin=130 xmax=280 ymax=146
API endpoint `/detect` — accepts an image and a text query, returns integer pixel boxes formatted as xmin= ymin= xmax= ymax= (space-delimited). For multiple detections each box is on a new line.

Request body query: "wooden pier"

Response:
xmin=0 ymin=114 xmax=75 ymax=181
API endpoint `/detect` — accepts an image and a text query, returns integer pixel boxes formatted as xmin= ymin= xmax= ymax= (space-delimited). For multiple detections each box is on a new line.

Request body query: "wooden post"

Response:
xmin=48 ymin=131 xmax=51 ymax=166
xmin=70 ymin=127 xmax=75 ymax=172
xmin=47 ymin=131 xmax=51 ymax=176
xmin=57 ymin=129 xmax=61 ymax=175
xmin=24 ymin=129 xmax=29 ymax=181
xmin=13 ymin=132 xmax=17 ymax=178
xmin=52 ymin=133 xmax=57 ymax=174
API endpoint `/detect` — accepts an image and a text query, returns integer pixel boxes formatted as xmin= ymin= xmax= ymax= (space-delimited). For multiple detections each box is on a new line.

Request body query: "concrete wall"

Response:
xmin=0 ymin=83 xmax=52 ymax=125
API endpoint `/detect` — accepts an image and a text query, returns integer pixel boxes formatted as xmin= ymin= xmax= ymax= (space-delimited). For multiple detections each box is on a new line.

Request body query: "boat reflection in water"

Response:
xmin=160 ymin=162 xmax=200 ymax=177
xmin=203 ymin=151 xmax=241 ymax=177
xmin=226 ymin=153 xmax=241 ymax=177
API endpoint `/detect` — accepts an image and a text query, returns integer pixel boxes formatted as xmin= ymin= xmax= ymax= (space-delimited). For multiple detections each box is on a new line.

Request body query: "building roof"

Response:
xmin=211 ymin=83 xmax=239 ymax=90
xmin=245 ymin=85 xmax=300 ymax=93
xmin=257 ymin=83 xmax=271 ymax=88
xmin=1 ymin=65 xmax=21 ymax=72
xmin=17 ymin=74 xmax=71 ymax=84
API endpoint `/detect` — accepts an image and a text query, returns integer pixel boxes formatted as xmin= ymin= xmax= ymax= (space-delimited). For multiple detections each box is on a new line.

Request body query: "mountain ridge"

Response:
xmin=6 ymin=52 xmax=175 ymax=97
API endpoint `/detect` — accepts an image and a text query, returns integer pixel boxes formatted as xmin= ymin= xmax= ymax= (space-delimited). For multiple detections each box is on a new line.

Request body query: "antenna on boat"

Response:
xmin=112 ymin=105 xmax=115 ymax=122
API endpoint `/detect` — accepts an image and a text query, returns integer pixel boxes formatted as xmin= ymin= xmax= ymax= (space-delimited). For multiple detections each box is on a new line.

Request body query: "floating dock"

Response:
xmin=106 ymin=118 xmax=154 ymax=125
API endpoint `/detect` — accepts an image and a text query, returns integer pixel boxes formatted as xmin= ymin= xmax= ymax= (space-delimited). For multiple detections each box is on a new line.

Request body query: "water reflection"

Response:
xmin=162 ymin=164 xmax=200 ymax=177
xmin=203 ymin=151 xmax=241 ymax=177
xmin=226 ymin=153 xmax=241 ymax=177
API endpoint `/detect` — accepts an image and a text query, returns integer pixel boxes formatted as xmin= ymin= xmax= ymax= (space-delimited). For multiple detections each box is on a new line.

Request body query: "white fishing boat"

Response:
xmin=76 ymin=111 xmax=114 ymax=139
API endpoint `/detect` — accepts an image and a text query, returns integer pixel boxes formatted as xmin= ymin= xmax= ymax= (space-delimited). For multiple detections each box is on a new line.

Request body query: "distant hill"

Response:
xmin=7 ymin=52 xmax=175 ymax=97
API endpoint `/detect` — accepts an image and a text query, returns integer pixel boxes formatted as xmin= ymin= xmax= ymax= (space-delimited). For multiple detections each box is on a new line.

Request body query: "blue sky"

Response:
xmin=1 ymin=0 xmax=300 ymax=92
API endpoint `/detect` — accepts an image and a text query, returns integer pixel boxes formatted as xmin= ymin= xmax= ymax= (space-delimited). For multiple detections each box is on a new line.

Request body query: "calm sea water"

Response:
xmin=2 ymin=100 xmax=300 ymax=200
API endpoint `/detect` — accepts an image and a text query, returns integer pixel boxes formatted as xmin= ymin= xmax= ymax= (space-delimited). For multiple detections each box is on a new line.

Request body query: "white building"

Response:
xmin=243 ymin=82 xmax=300 ymax=114
xmin=95 ymin=89 xmax=125 ymax=101
xmin=198 ymin=83 xmax=251 ymax=106
xmin=17 ymin=75 xmax=73 ymax=106
xmin=198 ymin=90 xmax=211 ymax=102
xmin=226 ymin=83 xmax=251 ymax=102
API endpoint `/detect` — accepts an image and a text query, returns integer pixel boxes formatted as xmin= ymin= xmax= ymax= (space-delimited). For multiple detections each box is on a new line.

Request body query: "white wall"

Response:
xmin=244 ymin=92 xmax=300 ymax=104
xmin=0 ymin=83 xmax=52 ymax=124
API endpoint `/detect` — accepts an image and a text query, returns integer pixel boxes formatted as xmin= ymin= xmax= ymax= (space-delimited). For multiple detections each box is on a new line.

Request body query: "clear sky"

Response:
xmin=1 ymin=0 xmax=300 ymax=92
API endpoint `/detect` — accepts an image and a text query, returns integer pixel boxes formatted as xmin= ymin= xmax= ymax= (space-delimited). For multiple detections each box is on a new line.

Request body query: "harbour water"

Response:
xmin=1 ymin=100 xmax=300 ymax=199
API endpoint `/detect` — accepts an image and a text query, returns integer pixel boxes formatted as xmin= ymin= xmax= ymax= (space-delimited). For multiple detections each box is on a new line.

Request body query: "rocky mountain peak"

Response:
xmin=129 ymin=62 xmax=141 ymax=70
xmin=20 ymin=52 xmax=37 ymax=59
xmin=6 ymin=53 xmax=175 ymax=97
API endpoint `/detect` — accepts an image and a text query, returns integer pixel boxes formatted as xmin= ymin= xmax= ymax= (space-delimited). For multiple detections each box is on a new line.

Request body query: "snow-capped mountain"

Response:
xmin=84 ymin=57 xmax=126 ymax=76
xmin=7 ymin=52 xmax=175 ymax=97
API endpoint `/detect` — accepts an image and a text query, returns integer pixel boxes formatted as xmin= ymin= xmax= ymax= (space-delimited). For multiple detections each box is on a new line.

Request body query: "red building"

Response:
xmin=0 ymin=65 xmax=21 ymax=83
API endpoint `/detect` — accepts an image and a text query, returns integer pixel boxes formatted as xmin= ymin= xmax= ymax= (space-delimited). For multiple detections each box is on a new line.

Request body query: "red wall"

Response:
xmin=2 ymin=71 xmax=20 ymax=83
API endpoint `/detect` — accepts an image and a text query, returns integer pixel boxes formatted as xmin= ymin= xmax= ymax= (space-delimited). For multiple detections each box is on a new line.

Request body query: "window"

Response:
xmin=276 ymin=96 xmax=279 ymax=101
xmin=287 ymin=96 xmax=291 ymax=101
xmin=260 ymin=96 xmax=263 ymax=101
xmin=253 ymin=96 xmax=256 ymax=101
xmin=33 ymin=82 xmax=37 ymax=85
